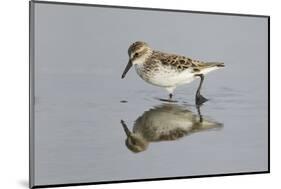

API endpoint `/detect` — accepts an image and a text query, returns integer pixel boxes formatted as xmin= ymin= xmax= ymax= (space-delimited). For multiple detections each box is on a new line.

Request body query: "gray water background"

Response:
xmin=32 ymin=2 xmax=268 ymax=186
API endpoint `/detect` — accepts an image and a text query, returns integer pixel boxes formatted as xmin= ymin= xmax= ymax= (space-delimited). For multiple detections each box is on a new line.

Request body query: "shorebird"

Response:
xmin=121 ymin=41 xmax=224 ymax=105
xmin=121 ymin=104 xmax=223 ymax=153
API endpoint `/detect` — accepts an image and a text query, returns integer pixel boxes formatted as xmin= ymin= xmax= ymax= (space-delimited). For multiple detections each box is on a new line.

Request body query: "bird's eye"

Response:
xmin=134 ymin=53 xmax=139 ymax=57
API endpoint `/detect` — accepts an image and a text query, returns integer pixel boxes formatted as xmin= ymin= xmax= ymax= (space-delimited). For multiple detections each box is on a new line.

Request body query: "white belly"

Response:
xmin=135 ymin=65 xmax=195 ymax=88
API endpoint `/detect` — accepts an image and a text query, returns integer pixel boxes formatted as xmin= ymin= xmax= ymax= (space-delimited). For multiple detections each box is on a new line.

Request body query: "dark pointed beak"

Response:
xmin=121 ymin=120 xmax=131 ymax=137
xmin=121 ymin=60 xmax=132 ymax=79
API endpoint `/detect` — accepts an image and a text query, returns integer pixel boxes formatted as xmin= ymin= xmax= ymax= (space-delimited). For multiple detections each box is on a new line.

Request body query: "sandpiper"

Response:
xmin=121 ymin=41 xmax=224 ymax=105
xmin=121 ymin=104 xmax=223 ymax=153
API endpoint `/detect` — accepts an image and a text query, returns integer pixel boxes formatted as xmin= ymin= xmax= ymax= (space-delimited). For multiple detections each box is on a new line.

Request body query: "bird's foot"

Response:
xmin=156 ymin=93 xmax=177 ymax=103
xmin=195 ymin=93 xmax=208 ymax=105
xmin=158 ymin=98 xmax=178 ymax=103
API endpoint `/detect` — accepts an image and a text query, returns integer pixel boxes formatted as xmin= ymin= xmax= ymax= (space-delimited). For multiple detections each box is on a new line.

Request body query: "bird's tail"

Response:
xmin=204 ymin=62 xmax=225 ymax=68
xmin=197 ymin=62 xmax=224 ymax=75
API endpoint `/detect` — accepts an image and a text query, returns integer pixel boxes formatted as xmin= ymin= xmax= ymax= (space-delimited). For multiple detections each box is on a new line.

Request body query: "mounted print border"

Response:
xmin=29 ymin=0 xmax=270 ymax=188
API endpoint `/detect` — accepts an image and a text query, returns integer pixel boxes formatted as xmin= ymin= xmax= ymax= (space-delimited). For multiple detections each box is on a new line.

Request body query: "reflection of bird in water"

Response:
xmin=121 ymin=104 xmax=223 ymax=153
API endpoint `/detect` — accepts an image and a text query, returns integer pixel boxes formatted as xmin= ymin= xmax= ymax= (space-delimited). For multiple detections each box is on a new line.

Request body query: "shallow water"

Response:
xmin=34 ymin=71 xmax=268 ymax=185
xmin=32 ymin=3 xmax=268 ymax=186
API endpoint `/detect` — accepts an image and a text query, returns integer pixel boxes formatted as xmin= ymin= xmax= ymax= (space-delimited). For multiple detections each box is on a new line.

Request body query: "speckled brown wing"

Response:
xmin=151 ymin=51 xmax=224 ymax=73
xmin=151 ymin=51 xmax=198 ymax=72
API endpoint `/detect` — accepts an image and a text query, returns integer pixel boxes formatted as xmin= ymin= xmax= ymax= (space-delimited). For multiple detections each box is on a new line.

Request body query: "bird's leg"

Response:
xmin=196 ymin=105 xmax=203 ymax=123
xmin=169 ymin=93 xmax=173 ymax=100
xmin=195 ymin=74 xmax=208 ymax=105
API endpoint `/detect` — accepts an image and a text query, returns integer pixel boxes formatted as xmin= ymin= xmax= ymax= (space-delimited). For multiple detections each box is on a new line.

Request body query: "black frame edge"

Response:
xmin=32 ymin=171 xmax=269 ymax=188
xmin=32 ymin=0 xmax=270 ymax=18
xmin=29 ymin=1 xmax=35 ymax=188
xmin=267 ymin=16 xmax=270 ymax=173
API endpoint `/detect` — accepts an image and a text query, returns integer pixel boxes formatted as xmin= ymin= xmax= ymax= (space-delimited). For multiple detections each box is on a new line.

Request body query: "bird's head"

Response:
xmin=121 ymin=41 xmax=152 ymax=79
xmin=125 ymin=134 xmax=148 ymax=153
xmin=121 ymin=120 xmax=149 ymax=153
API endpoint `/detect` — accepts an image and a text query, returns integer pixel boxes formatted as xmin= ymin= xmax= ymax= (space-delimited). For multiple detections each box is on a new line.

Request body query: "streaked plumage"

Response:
xmin=121 ymin=104 xmax=223 ymax=153
xmin=121 ymin=41 xmax=224 ymax=104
